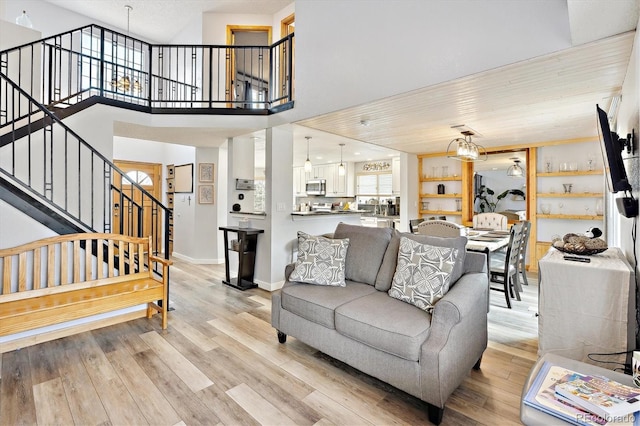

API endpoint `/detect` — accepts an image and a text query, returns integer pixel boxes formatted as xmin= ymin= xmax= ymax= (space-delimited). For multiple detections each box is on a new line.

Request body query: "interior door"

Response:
xmin=112 ymin=160 xmax=162 ymax=251
xmin=279 ymin=13 xmax=295 ymax=103
xmin=226 ymin=26 xmax=272 ymax=108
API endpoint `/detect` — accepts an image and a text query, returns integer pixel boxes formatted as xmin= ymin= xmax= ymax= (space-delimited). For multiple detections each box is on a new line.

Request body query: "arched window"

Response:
xmin=125 ymin=170 xmax=152 ymax=186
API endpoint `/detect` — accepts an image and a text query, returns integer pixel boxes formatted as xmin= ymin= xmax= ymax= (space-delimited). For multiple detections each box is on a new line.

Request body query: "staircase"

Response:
xmin=0 ymin=24 xmax=294 ymax=249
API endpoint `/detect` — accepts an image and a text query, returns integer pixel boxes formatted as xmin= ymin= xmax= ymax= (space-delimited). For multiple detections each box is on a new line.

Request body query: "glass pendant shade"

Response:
xmin=16 ymin=10 xmax=33 ymax=28
xmin=447 ymin=135 xmax=486 ymax=161
xmin=304 ymin=137 xmax=313 ymax=172
xmin=338 ymin=143 xmax=345 ymax=175
xmin=507 ymin=160 xmax=525 ymax=177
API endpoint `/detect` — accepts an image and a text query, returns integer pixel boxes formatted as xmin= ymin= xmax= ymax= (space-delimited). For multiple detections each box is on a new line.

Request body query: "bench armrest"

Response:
xmin=149 ymin=255 xmax=173 ymax=266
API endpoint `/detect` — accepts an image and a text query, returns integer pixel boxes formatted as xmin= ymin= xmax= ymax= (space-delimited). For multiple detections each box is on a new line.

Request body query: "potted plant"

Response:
xmin=475 ymin=185 xmax=526 ymax=212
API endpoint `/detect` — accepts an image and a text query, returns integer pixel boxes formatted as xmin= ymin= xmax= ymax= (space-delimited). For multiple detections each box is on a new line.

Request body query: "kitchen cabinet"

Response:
xmin=293 ymin=166 xmax=308 ymax=196
xmin=392 ymin=157 xmax=400 ymax=195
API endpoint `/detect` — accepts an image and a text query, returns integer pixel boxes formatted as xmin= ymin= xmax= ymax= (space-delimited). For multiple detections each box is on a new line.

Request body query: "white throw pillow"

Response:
xmin=388 ymin=236 xmax=459 ymax=312
xmin=289 ymin=232 xmax=350 ymax=287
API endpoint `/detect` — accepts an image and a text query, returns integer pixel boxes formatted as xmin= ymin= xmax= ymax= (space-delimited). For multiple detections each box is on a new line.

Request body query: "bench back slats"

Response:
xmin=18 ymin=252 xmax=27 ymax=291
xmin=3 ymin=258 xmax=11 ymax=294
xmin=0 ymin=233 xmax=152 ymax=297
xmin=47 ymin=244 xmax=55 ymax=287
xmin=33 ymin=248 xmax=42 ymax=289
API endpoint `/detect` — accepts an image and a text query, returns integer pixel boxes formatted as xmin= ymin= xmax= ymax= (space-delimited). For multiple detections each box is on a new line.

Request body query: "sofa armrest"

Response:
xmin=418 ymin=272 xmax=489 ymax=407
xmin=464 ymin=251 xmax=487 ymax=274
xmin=285 ymin=262 xmax=296 ymax=281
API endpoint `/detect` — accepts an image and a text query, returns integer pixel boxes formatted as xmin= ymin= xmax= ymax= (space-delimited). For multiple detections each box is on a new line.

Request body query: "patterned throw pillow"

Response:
xmin=388 ymin=236 xmax=459 ymax=312
xmin=289 ymin=232 xmax=350 ymax=286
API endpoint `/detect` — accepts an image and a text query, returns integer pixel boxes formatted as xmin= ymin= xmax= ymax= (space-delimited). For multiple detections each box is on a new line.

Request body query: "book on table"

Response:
xmin=523 ymin=361 xmax=640 ymax=425
xmin=555 ymin=375 xmax=640 ymax=420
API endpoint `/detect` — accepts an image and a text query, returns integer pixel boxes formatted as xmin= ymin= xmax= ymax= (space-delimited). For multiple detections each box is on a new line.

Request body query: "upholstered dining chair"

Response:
xmin=488 ymin=221 xmax=524 ymax=309
xmin=472 ymin=213 xmax=508 ymax=230
xmin=409 ymin=218 xmax=424 ymax=234
xmin=417 ymin=220 xmax=465 ymax=238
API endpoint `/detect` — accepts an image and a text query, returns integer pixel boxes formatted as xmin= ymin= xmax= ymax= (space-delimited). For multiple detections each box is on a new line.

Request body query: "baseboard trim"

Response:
xmin=171 ymin=252 xmax=223 ymax=264
xmin=255 ymin=279 xmax=284 ymax=292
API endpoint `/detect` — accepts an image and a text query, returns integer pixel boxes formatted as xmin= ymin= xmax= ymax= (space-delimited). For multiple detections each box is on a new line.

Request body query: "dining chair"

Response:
xmin=416 ymin=220 xmax=465 ymax=237
xmin=473 ymin=213 xmax=508 ymax=230
xmin=516 ymin=220 xmax=532 ymax=286
xmin=488 ymin=221 xmax=524 ymax=309
xmin=409 ymin=218 xmax=424 ymax=234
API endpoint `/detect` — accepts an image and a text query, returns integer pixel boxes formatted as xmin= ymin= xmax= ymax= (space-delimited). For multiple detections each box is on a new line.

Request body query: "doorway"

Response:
xmin=472 ymin=150 xmax=529 ymax=222
xmin=279 ymin=13 xmax=295 ymax=102
xmin=112 ymin=160 xmax=163 ymax=252
xmin=226 ymin=25 xmax=272 ymax=108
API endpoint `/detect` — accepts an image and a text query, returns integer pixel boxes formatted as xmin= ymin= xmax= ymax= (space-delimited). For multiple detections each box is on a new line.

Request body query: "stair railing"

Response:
xmin=0 ymin=71 xmax=170 ymax=259
xmin=0 ymin=24 xmax=294 ymax=113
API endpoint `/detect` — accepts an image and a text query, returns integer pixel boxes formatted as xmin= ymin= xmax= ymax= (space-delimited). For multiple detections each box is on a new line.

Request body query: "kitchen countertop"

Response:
xmin=291 ymin=210 xmax=368 ymax=216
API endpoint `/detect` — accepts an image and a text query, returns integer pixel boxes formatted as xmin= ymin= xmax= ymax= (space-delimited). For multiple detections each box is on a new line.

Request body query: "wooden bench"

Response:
xmin=0 ymin=233 xmax=171 ymax=340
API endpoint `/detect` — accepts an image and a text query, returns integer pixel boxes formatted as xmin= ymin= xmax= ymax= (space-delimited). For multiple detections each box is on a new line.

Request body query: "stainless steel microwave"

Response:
xmin=305 ymin=179 xmax=326 ymax=195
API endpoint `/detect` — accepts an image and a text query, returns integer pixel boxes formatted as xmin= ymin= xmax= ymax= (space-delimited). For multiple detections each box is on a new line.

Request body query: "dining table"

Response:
xmin=465 ymin=228 xmax=512 ymax=277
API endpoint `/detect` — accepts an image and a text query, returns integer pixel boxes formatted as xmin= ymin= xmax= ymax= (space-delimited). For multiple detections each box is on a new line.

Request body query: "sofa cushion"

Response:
xmin=333 ymin=223 xmax=393 ymax=286
xmin=289 ymin=232 xmax=349 ymax=287
xmin=335 ymin=291 xmax=432 ymax=361
xmin=375 ymin=230 xmax=467 ymax=291
xmin=281 ymin=281 xmax=377 ymax=329
xmin=388 ymin=237 xmax=459 ymax=313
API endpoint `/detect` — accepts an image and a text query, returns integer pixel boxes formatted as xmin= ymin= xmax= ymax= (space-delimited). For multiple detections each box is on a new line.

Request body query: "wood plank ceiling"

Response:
xmin=295 ymin=32 xmax=635 ymax=155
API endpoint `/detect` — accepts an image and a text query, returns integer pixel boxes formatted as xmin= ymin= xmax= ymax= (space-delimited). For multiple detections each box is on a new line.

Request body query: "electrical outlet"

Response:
xmin=277 ymin=202 xmax=286 ymax=212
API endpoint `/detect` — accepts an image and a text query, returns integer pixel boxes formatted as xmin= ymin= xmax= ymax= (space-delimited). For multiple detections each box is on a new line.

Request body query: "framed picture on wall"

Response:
xmin=198 ymin=184 xmax=214 ymax=204
xmin=199 ymin=163 xmax=214 ymax=182
xmin=174 ymin=163 xmax=194 ymax=193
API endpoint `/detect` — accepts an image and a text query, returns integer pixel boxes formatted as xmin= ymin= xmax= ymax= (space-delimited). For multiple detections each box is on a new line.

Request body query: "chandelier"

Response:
xmin=507 ymin=158 xmax=525 ymax=177
xmin=110 ymin=5 xmax=142 ymax=93
xmin=446 ymin=130 xmax=487 ymax=162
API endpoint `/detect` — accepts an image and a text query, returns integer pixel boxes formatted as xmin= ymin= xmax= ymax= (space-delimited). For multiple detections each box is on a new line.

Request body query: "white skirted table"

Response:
xmin=538 ymin=247 xmax=634 ymax=369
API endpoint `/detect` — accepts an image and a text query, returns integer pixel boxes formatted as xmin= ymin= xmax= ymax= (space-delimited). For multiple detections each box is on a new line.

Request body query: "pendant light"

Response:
xmin=446 ymin=128 xmax=487 ymax=162
xmin=304 ymin=136 xmax=313 ymax=172
xmin=507 ymin=159 xmax=525 ymax=177
xmin=338 ymin=143 xmax=346 ymax=176
xmin=111 ymin=5 xmax=142 ymax=93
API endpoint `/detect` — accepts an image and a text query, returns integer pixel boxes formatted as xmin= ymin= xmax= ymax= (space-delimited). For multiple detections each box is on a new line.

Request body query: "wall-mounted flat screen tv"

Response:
xmin=596 ymin=104 xmax=632 ymax=193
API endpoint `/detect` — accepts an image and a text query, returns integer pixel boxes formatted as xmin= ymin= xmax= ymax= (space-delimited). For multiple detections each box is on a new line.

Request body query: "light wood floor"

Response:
xmin=0 ymin=259 xmax=539 ymax=425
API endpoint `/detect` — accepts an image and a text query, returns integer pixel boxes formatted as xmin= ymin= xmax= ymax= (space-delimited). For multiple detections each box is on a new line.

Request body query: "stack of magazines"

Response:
xmin=523 ymin=361 xmax=640 ymax=425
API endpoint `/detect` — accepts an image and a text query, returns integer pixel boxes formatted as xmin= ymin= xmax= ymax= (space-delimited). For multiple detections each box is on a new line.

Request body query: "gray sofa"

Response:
xmin=271 ymin=223 xmax=489 ymax=424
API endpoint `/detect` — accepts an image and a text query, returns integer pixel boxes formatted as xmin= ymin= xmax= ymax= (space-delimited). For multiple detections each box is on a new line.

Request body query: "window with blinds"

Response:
xmin=356 ymin=173 xmax=393 ymax=195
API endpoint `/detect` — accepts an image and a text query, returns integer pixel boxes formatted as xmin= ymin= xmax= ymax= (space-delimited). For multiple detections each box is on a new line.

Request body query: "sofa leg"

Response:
xmin=473 ymin=355 xmax=483 ymax=370
xmin=427 ymin=403 xmax=444 ymax=425
xmin=277 ymin=331 xmax=287 ymax=344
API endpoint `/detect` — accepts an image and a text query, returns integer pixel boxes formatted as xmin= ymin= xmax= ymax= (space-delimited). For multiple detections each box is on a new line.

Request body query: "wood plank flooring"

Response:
xmin=0 ymin=259 xmax=539 ymax=425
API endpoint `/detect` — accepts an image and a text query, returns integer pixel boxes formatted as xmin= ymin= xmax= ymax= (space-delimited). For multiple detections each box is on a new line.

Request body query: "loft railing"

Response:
xmin=0 ymin=71 xmax=170 ymax=259
xmin=0 ymin=24 xmax=294 ymax=112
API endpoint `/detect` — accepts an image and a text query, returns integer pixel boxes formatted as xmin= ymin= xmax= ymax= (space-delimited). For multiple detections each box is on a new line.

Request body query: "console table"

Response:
xmin=538 ymin=247 xmax=634 ymax=368
xmin=219 ymin=226 xmax=264 ymax=291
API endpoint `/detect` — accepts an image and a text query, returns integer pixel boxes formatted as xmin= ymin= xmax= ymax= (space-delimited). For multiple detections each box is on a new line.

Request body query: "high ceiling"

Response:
xmin=43 ymin=0 xmax=293 ymax=43
xmin=46 ymin=0 xmax=639 ymax=169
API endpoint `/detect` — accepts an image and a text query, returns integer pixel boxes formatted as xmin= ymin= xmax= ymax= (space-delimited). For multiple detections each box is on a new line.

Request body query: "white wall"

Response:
xmin=0 ymin=201 xmax=57 ymax=248
xmin=202 ymin=12 xmax=275 ymax=44
xmin=275 ymin=0 xmax=571 ymax=124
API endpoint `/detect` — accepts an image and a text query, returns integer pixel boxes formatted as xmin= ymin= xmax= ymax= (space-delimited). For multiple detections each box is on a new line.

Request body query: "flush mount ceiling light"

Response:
xmin=304 ymin=136 xmax=313 ymax=172
xmin=110 ymin=5 xmax=142 ymax=93
xmin=338 ymin=143 xmax=346 ymax=176
xmin=507 ymin=158 xmax=525 ymax=177
xmin=446 ymin=128 xmax=487 ymax=162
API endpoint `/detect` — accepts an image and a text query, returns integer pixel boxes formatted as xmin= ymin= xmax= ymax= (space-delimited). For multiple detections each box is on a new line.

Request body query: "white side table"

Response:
xmin=538 ymin=247 xmax=634 ymax=368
